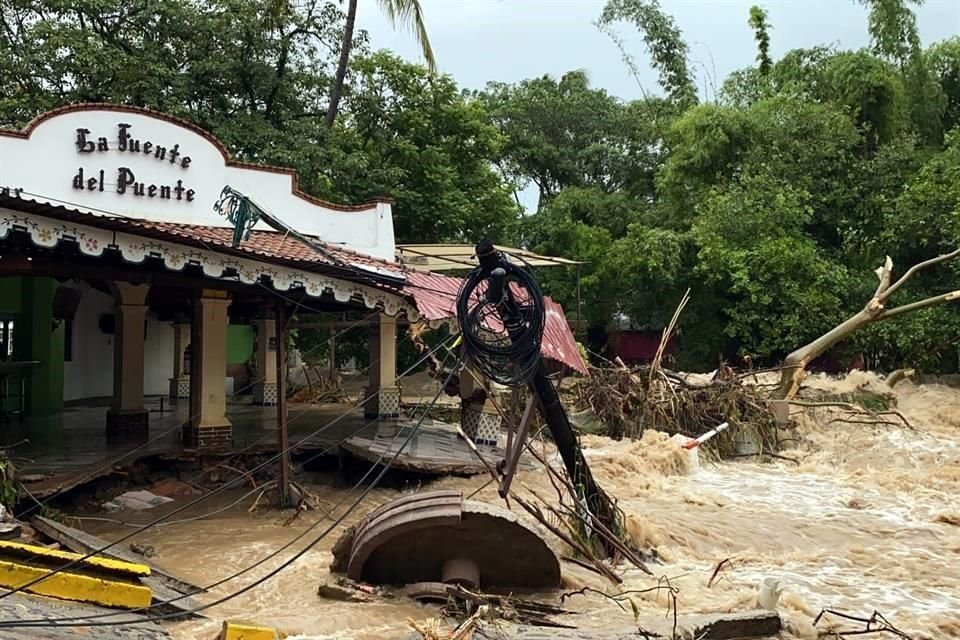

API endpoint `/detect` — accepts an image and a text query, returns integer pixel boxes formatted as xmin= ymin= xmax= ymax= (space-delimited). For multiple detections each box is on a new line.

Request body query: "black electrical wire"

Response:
xmin=12 ymin=310 xmax=412 ymax=577
xmin=0 ymin=335 xmax=455 ymax=604
xmin=4 ymin=358 xmax=464 ymax=629
xmin=456 ymin=249 xmax=545 ymax=386
xmin=0 ymin=344 xmax=463 ymax=628
xmin=14 ymin=306 xmax=382 ymax=524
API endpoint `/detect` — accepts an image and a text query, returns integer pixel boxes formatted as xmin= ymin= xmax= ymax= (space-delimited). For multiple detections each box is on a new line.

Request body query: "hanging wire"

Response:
xmin=3 ymin=356 xmax=464 ymax=629
xmin=0 ymin=335 xmax=455 ymax=605
xmin=13 ymin=305 xmax=382 ymax=524
xmin=456 ymin=249 xmax=545 ymax=386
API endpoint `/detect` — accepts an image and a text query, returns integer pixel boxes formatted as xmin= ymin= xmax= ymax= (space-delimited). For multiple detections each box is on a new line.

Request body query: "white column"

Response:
xmin=106 ymin=282 xmax=149 ymax=439
xmin=169 ymin=316 xmax=190 ymax=399
xmin=253 ymin=316 xmax=278 ymax=405
xmin=364 ymin=314 xmax=399 ymax=419
xmin=184 ymin=290 xmax=232 ymax=448
xmin=459 ymin=366 xmax=503 ymax=448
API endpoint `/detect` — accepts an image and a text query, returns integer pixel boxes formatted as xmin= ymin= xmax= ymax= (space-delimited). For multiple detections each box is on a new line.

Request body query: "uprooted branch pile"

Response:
xmin=572 ymin=364 xmax=780 ymax=457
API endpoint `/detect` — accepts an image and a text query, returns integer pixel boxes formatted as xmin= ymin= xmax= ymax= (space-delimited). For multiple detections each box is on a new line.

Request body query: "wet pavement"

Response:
xmin=0 ymin=592 xmax=169 ymax=640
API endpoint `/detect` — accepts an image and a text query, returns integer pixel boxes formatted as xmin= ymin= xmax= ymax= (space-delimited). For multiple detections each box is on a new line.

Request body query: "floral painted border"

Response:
xmin=0 ymin=208 xmax=426 ymax=323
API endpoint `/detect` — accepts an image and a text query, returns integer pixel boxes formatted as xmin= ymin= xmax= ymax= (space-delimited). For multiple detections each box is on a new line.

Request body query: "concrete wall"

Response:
xmin=0 ymin=277 xmax=22 ymax=313
xmin=63 ymin=282 xmax=114 ymax=401
xmin=144 ymin=316 xmax=174 ymax=396
xmin=227 ymin=325 xmax=254 ymax=365
xmin=226 ymin=324 xmax=254 ymax=395
xmin=63 ymin=282 xmax=175 ymax=401
xmin=10 ymin=278 xmax=246 ymax=405
xmin=0 ymin=107 xmax=396 ymax=260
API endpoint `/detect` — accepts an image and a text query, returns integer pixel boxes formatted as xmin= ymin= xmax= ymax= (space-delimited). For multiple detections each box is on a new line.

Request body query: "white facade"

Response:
xmin=1 ymin=105 xmax=417 ymax=416
xmin=0 ymin=106 xmax=397 ymax=260
xmin=62 ymin=281 xmax=174 ymax=401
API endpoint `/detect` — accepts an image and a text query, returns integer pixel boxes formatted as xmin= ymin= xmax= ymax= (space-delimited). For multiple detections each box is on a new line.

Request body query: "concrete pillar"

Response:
xmin=106 ymin=282 xmax=149 ymax=439
xmin=183 ymin=290 xmax=232 ymax=449
xmin=168 ymin=315 xmax=190 ymax=399
xmin=363 ymin=314 xmax=399 ymax=420
xmin=460 ymin=366 xmax=503 ymax=448
xmin=252 ymin=315 xmax=278 ymax=405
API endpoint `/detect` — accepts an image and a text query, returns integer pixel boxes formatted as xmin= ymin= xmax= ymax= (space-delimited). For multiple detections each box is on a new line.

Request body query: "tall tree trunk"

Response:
xmin=777 ymin=308 xmax=879 ymax=400
xmin=325 ymin=0 xmax=358 ymax=129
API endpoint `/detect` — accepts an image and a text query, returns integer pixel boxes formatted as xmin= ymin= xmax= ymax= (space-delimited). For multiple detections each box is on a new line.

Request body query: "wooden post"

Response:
xmin=328 ymin=324 xmax=337 ymax=383
xmin=498 ymin=393 xmax=537 ymax=498
xmin=275 ymin=299 xmax=291 ymax=508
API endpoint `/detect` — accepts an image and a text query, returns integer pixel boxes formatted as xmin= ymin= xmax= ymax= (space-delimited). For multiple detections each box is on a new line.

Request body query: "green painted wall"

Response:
xmin=13 ymin=278 xmax=64 ymax=415
xmin=0 ymin=277 xmax=22 ymax=313
xmin=227 ymin=324 xmax=254 ymax=365
xmin=0 ymin=277 xmax=23 ymax=411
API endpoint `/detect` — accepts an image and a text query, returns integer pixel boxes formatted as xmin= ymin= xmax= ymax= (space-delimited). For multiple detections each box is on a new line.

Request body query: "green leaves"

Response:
xmin=328 ymin=52 xmax=518 ymax=243
xmin=748 ymin=6 xmax=773 ymax=76
xmin=478 ymin=71 xmax=660 ymax=208
xmin=690 ymin=177 xmax=853 ymax=358
xmin=926 ymin=38 xmax=960 ymax=134
xmin=598 ymin=0 xmax=698 ymax=109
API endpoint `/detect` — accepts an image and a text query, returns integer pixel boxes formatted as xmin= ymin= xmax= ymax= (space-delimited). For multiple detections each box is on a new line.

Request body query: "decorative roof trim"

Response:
xmin=0 ymin=208 xmax=420 ymax=321
xmin=0 ymin=103 xmax=393 ymax=213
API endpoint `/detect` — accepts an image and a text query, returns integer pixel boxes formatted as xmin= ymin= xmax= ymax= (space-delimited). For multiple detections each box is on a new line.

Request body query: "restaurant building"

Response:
xmin=0 ymin=104 xmax=585 ymax=465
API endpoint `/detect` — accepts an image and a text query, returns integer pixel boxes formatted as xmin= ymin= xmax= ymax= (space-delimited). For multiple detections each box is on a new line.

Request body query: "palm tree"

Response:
xmin=324 ymin=0 xmax=436 ymax=128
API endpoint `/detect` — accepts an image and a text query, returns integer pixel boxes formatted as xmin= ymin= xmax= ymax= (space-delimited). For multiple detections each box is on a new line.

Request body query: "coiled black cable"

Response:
xmin=456 ymin=247 xmax=545 ymax=386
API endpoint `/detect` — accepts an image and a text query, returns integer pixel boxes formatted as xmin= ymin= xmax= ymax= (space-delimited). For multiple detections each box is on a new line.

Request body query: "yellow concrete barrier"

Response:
xmin=0 ymin=540 xmax=152 ymax=608
xmin=219 ymin=621 xmax=282 ymax=640
xmin=0 ymin=540 xmax=151 ymax=577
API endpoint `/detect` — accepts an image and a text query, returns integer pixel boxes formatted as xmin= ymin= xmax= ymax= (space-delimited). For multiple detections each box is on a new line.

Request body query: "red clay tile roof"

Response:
xmin=2 ymin=192 xmax=586 ymax=373
xmin=0 ymin=191 xmax=401 ymax=277
xmin=126 ymin=219 xmax=397 ymax=273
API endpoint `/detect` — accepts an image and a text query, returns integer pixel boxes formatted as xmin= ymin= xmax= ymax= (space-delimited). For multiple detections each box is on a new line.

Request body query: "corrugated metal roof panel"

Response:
xmin=397 ymin=244 xmax=584 ymax=271
xmin=403 ymin=271 xmax=587 ymax=375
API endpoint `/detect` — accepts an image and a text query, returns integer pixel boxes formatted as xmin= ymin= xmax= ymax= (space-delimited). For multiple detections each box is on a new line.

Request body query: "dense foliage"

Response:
xmin=2 ymin=0 xmax=958 ymax=372
xmin=483 ymin=1 xmax=960 ymax=372
xmin=0 ymin=0 xmax=516 ymax=243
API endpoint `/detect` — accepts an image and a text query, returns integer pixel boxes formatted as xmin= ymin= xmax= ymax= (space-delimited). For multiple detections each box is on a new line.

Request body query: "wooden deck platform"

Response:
xmin=343 ymin=420 xmax=507 ymax=476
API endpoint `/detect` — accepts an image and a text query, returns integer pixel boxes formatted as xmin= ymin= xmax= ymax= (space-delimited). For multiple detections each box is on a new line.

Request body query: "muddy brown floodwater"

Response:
xmin=87 ymin=372 xmax=960 ymax=639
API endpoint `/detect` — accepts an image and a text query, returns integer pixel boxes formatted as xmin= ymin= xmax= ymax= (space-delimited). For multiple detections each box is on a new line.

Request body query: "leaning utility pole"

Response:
xmin=458 ymin=240 xmax=622 ymax=556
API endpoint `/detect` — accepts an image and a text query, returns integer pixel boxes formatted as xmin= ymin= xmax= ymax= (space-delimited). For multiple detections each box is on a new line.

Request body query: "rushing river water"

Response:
xmin=87 ymin=373 xmax=960 ymax=639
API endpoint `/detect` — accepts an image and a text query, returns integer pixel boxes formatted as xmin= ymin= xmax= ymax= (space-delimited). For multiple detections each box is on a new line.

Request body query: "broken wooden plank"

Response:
xmin=31 ymin=516 xmax=204 ymax=617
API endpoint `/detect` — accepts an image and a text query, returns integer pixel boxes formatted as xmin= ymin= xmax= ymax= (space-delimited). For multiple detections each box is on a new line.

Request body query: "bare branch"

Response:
xmin=878 ymin=290 xmax=960 ymax=320
xmin=879 ymin=248 xmax=960 ymax=303
xmin=873 ymin=255 xmax=894 ymax=298
xmin=560 ymin=586 xmax=627 ymax=611
xmin=707 ymin=557 xmax=733 ymax=588
xmin=788 ymin=400 xmax=914 ymax=429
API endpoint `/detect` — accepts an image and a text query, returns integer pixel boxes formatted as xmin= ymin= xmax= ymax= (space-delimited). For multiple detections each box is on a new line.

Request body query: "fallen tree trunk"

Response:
xmin=778 ymin=250 xmax=960 ymax=400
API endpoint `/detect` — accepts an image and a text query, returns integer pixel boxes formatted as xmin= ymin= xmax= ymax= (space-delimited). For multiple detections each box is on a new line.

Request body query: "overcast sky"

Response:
xmin=358 ymin=0 xmax=960 ymax=101
xmin=357 ymin=0 xmax=959 ymax=211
